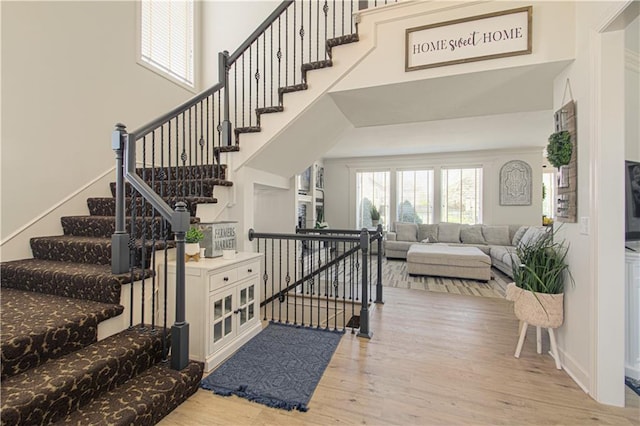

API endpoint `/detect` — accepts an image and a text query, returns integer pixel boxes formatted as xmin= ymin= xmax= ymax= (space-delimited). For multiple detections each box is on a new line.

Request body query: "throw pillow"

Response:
xmin=512 ymin=226 xmax=529 ymax=246
xmin=395 ymin=222 xmax=418 ymax=242
xmin=437 ymin=222 xmax=461 ymax=243
xmin=460 ymin=225 xmax=486 ymax=245
xmin=482 ymin=225 xmax=511 ymax=246
xmin=518 ymin=226 xmax=548 ymax=248
xmin=418 ymin=224 xmax=438 ymax=243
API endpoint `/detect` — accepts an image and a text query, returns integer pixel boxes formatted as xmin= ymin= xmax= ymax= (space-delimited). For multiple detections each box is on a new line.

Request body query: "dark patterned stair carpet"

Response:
xmin=0 ymin=288 xmax=124 ymax=381
xmin=61 ymin=215 xmax=200 ymax=239
xmin=134 ymin=164 xmax=227 ymax=181
xmin=53 ymin=360 xmax=203 ymax=426
xmin=0 ymin=326 xmax=173 ymax=425
xmin=87 ymin=196 xmax=217 ymax=217
xmin=110 ymin=178 xmax=232 ymax=199
xmin=0 ymin=259 xmax=149 ymax=304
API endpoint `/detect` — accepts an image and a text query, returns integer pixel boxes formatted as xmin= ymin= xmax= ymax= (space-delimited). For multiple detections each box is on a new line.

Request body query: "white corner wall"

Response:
xmin=324 ymin=147 xmax=544 ymax=229
xmin=1 ymin=1 xmax=195 ymax=244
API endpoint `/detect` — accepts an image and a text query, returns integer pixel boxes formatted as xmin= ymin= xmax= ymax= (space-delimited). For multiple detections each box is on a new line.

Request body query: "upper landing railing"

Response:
xmin=111 ymin=0 xmax=398 ymax=371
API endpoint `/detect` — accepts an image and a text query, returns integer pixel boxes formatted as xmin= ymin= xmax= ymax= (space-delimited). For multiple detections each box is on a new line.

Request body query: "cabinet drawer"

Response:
xmin=237 ymin=261 xmax=260 ymax=281
xmin=209 ymin=269 xmax=238 ymax=292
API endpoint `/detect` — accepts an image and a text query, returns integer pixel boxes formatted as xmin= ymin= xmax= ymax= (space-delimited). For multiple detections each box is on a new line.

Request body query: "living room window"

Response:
xmin=139 ymin=0 xmax=195 ymax=89
xmin=356 ymin=171 xmax=390 ymax=229
xmin=542 ymin=171 xmax=555 ymax=219
xmin=441 ymin=167 xmax=482 ymax=224
xmin=396 ymin=170 xmax=434 ymax=224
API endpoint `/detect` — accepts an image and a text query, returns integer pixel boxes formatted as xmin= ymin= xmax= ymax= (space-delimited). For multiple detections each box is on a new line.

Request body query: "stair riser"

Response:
xmin=29 ymin=239 xmax=159 ymax=269
xmin=111 ymin=181 xmax=216 ymax=198
xmin=87 ymin=198 xmax=199 ymax=217
xmin=62 ymin=216 xmax=177 ymax=239
xmin=0 ymin=264 xmax=124 ymax=305
xmin=136 ymin=164 xmax=227 ymax=181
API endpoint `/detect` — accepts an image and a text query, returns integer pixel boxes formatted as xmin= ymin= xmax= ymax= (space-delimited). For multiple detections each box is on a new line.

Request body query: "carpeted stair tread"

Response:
xmin=87 ymin=196 xmax=217 ymax=217
xmin=278 ymin=83 xmax=308 ymax=95
xmin=256 ymin=105 xmax=284 ymax=115
xmin=54 ymin=360 xmax=203 ymax=426
xmin=110 ymin=179 xmax=232 ymax=198
xmin=0 ymin=326 xmax=168 ymax=426
xmin=0 ymin=288 xmax=124 ymax=381
xmin=0 ymin=258 xmax=150 ymax=304
xmin=326 ymin=33 xmax=359 ymax=53
xmin=301 ymin=59 xmax=333 ymax=81
xmin=61 ymin=215 xmax=200 ymax=239
xmin=29 ymin=235 xmax=173 ymax=268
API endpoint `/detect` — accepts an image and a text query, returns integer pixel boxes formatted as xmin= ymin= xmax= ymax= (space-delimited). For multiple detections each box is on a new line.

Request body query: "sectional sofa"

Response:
xmin=384 ymin=222 xmax=548 ymax=278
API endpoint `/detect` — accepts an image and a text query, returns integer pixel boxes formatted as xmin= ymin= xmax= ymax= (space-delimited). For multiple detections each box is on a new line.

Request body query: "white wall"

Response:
xmin=550 ymin=0 xmax=636 ymax=407
xmin=324 ymin=148 xmax=543 ymax=229
xmin=625 ymin=16 xmax=640 ymax=162
xmin=1 ymin=1 xmax=195 ymax=243
xmin=202 ymin=0 xmax=280 ymax=88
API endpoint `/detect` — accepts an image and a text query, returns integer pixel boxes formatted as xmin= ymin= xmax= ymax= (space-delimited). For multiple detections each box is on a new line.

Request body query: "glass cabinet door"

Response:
xmin=236 ymin=279 xmax=257 ymax=334
xmin=209 ymin=287 xmax=235 ymax=353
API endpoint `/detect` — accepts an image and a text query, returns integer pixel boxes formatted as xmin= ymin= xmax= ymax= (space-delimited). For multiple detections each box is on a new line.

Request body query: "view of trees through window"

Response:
xmin=396 ymin=170 xmax=434 ymax=224
xmin=356 ymin=171 xmax=390 ymax=229
xmin=441 ymin=167 xmax=482 ymax=224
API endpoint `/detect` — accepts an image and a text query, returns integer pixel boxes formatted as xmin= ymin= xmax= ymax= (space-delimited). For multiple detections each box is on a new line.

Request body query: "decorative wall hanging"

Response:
xmin=405 ymin=6 xmax=532 ymax=71
xmin=553 ymin=87 xmax=577 ymax=223
xmin=500 ymin=160 xmax=532 ymax=205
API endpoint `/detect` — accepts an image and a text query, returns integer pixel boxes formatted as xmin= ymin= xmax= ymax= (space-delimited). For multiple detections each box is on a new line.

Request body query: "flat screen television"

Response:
xmin=625 ymin=160 xmax=640 ymax=241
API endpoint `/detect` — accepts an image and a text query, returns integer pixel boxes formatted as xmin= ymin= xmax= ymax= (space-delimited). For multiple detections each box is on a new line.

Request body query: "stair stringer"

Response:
xmin=232 ymin=32 xmax=377 ymax=178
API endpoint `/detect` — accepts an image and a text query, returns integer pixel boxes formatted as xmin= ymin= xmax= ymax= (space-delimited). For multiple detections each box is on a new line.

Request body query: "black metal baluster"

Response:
xmin=140 ymin=136 xmax=148 ymax=330
xmin=325 ymin=241 xmax=329 ymax=329
xmin=175 ymin=116 xmax=179 ymax=198
xmin=341 ymin=0 xmax=345 ymax=36
xmin=309 ymin=0 xmax=312 ymax=63
xmin=262 ymin=239 xmax=268 ymax=321
xmin=162 ymin=218 xmax=169 ymax=361
xmin=181 ymin=112 xmax=186 ymax=198
xmin=188 ymin=107 xmax=193 ymax=196
xmin=234 ymin=65 xmax=238 ymax=130
xmin=333 ymin=0 xmax=336 ymax=38
xmin=300 ymin=0 xmax=304 ymax=83
xmin=151 ymin=130 xmax=157 ymax=331
xmin=199 ymin=101 xmax=205 ymax=197
xmin=286 ymin=240 xmax=290 ymax=323
xmin=205 ymin=97 xmax=209 ymax=167
xmin=128 ymin=184 xmax=137 ymax=329
xmin=294 ymin=238 xmax=298 ymax=325
xmin=293 ymin=1 xmax=296 ymax=85
xmin=249 ymin=44 xmax=253 ymax=127
xmin=263 ymin=32 xmax=266 ymax=109
xmin=242 ymin=54 xmax=245 ymax=127
xmin=351 ymin=0 xmax=354 ymax=34
xmin=324 ymin=1 xmax=328 ymax=60
xmin=271 ymin=239 xmax=275 ymax=322
xmin=278 ymin=239 xmax=282 ymax=323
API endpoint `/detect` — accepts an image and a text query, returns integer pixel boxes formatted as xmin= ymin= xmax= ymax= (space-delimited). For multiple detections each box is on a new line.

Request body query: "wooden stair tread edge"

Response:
xmin=0 ymin=327 xmax=169 ymax=426
xmin=53 ymin=360 xmax=203 ymax=426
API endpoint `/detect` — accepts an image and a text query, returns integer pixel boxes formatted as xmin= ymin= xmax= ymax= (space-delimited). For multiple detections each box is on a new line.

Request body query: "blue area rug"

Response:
xmin=625 ymin=376 xmax=640 ymax=397
xmin=201 ymin=322 xmax=343 ymax=412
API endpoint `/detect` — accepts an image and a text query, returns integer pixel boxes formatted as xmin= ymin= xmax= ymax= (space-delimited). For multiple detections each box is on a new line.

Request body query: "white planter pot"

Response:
xmin=185 ymin=243 xmax=201 ymax=256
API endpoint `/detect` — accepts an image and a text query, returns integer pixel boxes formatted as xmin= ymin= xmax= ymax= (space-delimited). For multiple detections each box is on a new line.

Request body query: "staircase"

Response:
xmin=0 ymin=165 xmax=232 ymax=425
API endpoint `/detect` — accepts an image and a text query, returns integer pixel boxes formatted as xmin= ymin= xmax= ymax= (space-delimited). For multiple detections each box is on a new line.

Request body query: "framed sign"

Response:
xmin=406 ymin=6 xmax=532 ymax=71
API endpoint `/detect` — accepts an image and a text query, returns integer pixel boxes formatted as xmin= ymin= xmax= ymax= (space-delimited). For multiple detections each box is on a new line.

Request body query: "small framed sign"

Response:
xmin=406 ymin=6 xmax=532 ymax=71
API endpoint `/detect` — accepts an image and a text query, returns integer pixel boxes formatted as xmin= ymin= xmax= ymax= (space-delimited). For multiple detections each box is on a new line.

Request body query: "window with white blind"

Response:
xmin=139 ymin=0 xmax=195 ymax=88
xmin=396 ymin=170 xmax=435 ymax=224
xmin=356 ymin=171 xmax=390 ymax=229
xmin=441 ymin=167 xmax=482 ymax=224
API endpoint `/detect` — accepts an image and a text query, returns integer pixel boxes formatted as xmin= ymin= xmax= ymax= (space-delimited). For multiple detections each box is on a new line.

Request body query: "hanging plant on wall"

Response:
xmin=546 ymin=130 xmax=573 ymax=168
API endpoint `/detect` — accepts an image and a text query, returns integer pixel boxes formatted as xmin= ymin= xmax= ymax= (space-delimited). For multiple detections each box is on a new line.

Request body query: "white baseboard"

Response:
xmin=558 ymin=347 xmax=590 ymax=394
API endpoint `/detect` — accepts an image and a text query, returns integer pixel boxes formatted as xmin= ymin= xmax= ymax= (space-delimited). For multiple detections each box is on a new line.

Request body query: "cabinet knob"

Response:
xmin=223 ymin=276 xmax=229 ymax=282
xmin=247 ymin=268 xmax=252 ymax=273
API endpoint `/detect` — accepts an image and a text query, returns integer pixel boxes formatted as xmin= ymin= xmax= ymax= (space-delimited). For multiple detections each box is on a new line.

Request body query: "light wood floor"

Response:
xmin=160 ymin=287 xmax=640 ymax=425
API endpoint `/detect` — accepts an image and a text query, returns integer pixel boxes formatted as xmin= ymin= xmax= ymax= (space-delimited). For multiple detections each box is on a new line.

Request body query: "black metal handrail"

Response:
xmin=249 ymin=227 xmax=383 ymax=337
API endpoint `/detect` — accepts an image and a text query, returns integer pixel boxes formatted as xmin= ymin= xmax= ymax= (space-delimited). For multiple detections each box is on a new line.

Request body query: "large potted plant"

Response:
xmin=506 ymin=228 xmax=573 ymax=368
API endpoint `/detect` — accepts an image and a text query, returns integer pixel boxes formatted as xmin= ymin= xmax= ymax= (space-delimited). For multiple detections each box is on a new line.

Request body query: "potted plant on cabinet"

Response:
xmin=370 ymin=205 xmax=381 ymax=227
xmin=185 ymin=226 xmax=204 ymax=261
xmin=506 ymin=227 xmax=573 ymax=369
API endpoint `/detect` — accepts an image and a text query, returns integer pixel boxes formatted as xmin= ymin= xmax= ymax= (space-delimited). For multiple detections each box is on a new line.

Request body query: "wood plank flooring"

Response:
xmin=159 ymin=287 xmax=639 ymax=425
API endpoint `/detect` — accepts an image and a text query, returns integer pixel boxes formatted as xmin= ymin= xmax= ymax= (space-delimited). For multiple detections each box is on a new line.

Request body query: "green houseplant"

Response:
xmin=370 ymin=205 xmax=381 ymax=226
xmin=546 ymin=131 xmax=573 ymax=168
xmin=185 ymin=226 xmax=204 ymax=258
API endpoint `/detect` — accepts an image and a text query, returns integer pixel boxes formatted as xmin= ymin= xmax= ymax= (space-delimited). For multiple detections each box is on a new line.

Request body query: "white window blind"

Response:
xmin=397 ymin=170 xmax=434 ymax=224
xmin=140 ymin=0 xmax=195 ymax=87
xmin=356 ymin=171 xmax=390 ymax=229
xmin=441 ymin=167 xmax=482 ymax=224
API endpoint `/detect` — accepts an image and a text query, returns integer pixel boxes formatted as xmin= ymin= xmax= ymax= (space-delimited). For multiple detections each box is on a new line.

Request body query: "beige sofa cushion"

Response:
xmin=482 ymin=225 xmax=511 ymax=246
xmin=438 ymin=223 xmax=461 ymax=243
xmin=395 ymin=222 xmax=418 ymax=242
xmin=518 ymin=226 xmax=548 ymax=248
xmin=512 ymin=226 xmax=529 ymax=246
xmin=460 ymin=225 xmax=486 ymax=245
xmin=418 ymin=224 xmax=439 ymax=243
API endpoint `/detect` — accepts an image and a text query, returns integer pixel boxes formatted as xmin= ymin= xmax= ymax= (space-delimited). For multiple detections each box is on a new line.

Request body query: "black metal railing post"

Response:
xmin=171 ymin=201 xmax=191 ymax=370
xmin=219 ymin=50 xmax=232 ymax=147
xmin=111 ymin=123 xmax=130 ymax=274
xmin=375 ymin=223 xmax=384 ymax=304
xmin=357 ymin=228 xmax=372 ymax=338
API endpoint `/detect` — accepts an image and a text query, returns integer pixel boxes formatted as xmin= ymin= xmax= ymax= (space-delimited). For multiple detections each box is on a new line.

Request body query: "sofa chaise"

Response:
xmin=384 ymin=222 xmax=548 ymax=278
